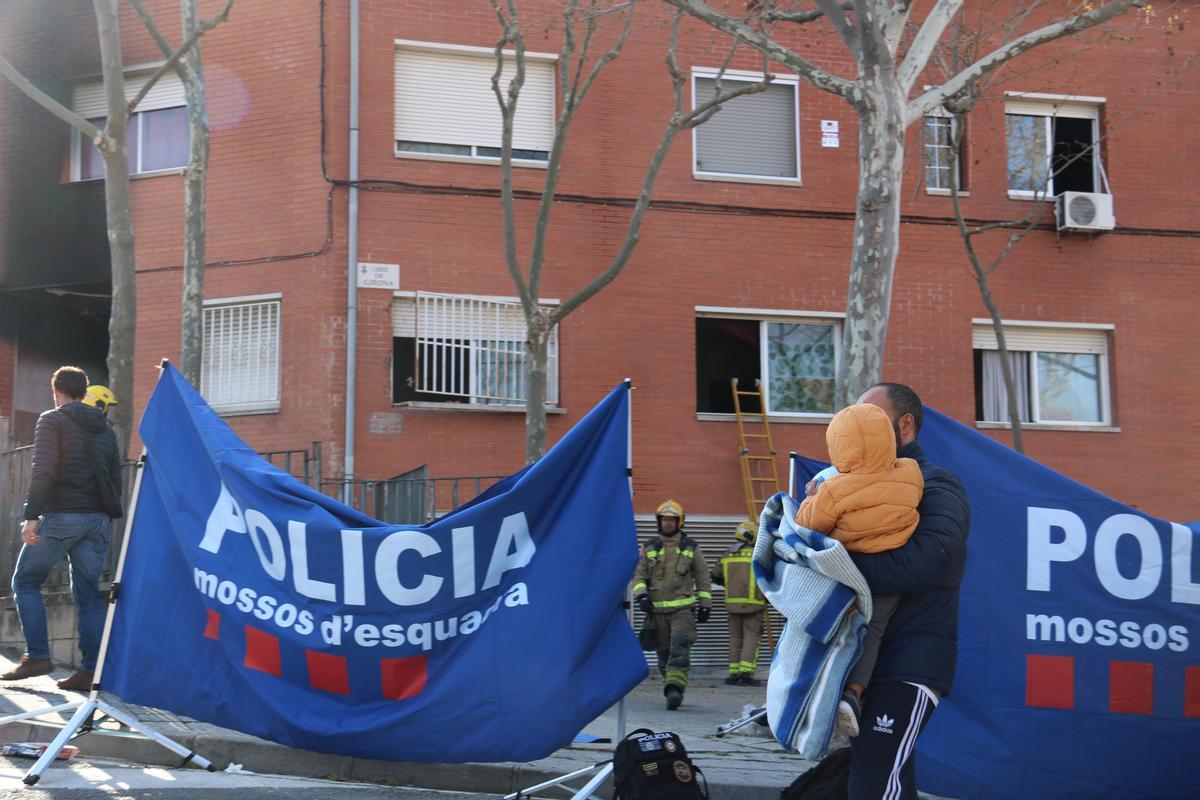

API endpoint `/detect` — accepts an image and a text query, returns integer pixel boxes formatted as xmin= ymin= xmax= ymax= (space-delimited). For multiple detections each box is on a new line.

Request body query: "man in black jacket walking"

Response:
xmin=2 ymin=366 xmax=121 ymax=691
xmin=835 ymin=383 xmax=970 ymax=800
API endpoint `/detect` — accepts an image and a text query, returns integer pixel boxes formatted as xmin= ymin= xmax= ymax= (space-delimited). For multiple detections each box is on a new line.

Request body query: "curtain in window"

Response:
xmin=766 ymin=322 xmax=835 ymax=413
xmin=475 ymin=340 xmax=525 ymax=404
xmin=140 ymin=106 xmax=189 ymax=172
xmin=982 ymin=350 xmax=1030 ymax=422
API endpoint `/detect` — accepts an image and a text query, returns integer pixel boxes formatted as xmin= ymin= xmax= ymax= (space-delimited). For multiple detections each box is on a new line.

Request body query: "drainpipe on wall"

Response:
xmin=343 ymin=0 xmax=360 ymax=499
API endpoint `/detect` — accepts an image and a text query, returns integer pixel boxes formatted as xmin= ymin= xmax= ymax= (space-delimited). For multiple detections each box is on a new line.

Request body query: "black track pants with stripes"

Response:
xmin=848 ymin=681 xmax=937 ymax=800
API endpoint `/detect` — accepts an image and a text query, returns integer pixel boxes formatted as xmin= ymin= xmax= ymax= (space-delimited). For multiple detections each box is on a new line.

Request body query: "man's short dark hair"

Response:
xmin=874 ymin=382 xmax=924 ymax=436
xmin=52 ymin=366 xmax=89 ymax=401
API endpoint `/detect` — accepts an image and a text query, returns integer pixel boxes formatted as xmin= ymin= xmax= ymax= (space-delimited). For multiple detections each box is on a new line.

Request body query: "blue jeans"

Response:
xmin=12 ymin=512 xmax=111 ymax=670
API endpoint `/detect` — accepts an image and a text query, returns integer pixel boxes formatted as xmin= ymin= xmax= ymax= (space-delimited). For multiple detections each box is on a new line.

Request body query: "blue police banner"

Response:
xmin=103 ymin=365 xmax=647 ymax=763
xmin=791 ymin=410 xmax=1199 ymax=799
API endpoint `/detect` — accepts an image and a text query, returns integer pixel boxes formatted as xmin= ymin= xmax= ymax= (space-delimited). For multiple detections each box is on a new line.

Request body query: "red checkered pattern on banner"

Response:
xmin=202 ymin=612 xmax=429 ymax=699
xmin=306 ymin=650 xmax=350 ymax=695
xmin=203 ymin=609 xmax=220 ymax=640
xmin=1109 ymin=661 xmax=1154 ymax=715
xmin=1026 ymin=654 xmax=1075 ymax=709
xmin=244 ymin=625 xmax=283 ymax=676
xmin=381 ymin=656 xmax=428 ymax=700
xmin=1187 ymin=667 xmax=1200 ymax=719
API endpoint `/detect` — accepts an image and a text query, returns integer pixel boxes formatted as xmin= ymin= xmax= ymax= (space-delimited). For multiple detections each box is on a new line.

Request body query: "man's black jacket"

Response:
xmin=22 ymin=401 xmax=121 ymax=520
xmin=849 ymin=440 xmax=970 ymax=696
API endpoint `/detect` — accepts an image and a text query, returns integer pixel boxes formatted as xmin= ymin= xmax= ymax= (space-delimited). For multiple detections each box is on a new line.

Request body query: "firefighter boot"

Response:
xmin=664 ymin=685 xmax=684 ymax=710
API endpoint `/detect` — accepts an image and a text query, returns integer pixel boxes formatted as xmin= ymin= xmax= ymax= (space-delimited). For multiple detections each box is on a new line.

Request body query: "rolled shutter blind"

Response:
xmin=694 ymin=78 xmax=797 ymax=178
xmin=73 ymin=71 xmax=186 ymax=118
xmin=973 ymin=325 xmax=1107 ymax=354
xmin=394 ymin=47 xmax=555 ymax=152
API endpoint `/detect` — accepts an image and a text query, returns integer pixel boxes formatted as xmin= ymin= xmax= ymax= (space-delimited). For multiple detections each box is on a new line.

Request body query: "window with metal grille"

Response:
xmin=201 ymin=299 xmax=281 ymax=414
xmin=392 ymin=292 xmax=559 ymax=406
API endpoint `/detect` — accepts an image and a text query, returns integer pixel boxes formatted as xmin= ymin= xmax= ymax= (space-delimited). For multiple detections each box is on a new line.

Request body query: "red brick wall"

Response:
xmin=79 ymin=1 xmax=1200 ymax=521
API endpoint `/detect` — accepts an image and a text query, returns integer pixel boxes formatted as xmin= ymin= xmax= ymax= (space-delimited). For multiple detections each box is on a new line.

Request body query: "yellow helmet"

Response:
xmin=735 ymin=519 xmax=756 ymax=544
xmin=83 ymin=384 xmax=118 ymax=414
xmin=655 ymin=499 xmax=685 ymax=525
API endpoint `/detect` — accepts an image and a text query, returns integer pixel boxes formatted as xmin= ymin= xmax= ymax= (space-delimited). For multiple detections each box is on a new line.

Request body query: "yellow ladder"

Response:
xmin=732 ymin=378 xmax=780 ymax=520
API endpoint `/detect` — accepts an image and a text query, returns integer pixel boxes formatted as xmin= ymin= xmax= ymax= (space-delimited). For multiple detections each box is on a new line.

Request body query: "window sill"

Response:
xmin=975 ymin=421 xmax=1120 ymax=433
xmin=395 ymin=401 xmax=566 ymax=415
xmin=1006 ymin=190 xmax=1054 ymax=202
xmin=925 ymin=188 xmax=970 ymax=197
xmin=215 ymin=403 xmax=281 ymax=417
xmin=693 ymin=172 xmax=802 ymax=188
xmin=66 ymin=167 xmax=186 ymax=185
xmin=394 ymin=151 xmax=548 ymax=169
xmin=697 ymin=412 xmax=832 ymax=424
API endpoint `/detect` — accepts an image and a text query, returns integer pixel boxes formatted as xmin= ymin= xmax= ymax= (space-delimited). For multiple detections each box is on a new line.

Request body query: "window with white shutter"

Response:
xmin=392 ymin=292 xmax=559 ymax=407
xmin=692 ymin=71 xmax=800 ymax=183
xmin=71 ymin=70 xmax=188 ymax=181
xmin=394 ymin=41 xmax=555 ymax=164
xmin=972 ymin=321 xmax=1112 ymax=426
xmin=1004 ymin=95 xmax=1102 ymax=198
xmin=202 ymin=297 xmax=281 ymax=415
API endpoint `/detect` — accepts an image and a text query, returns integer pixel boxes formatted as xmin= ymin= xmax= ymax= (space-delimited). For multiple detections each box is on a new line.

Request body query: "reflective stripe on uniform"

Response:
xmin=665 ymin=670 xmax=688 ymax=689
xmin=632 ymin=582 xmax=647 ymax=594
xmin=678 ymin=549 xmax=695 ymax=558
xmin=645 ymin=549 xmax=661 ymax=560
xmin=652 ymin=596 xmax=697 ymax=609
xmin=696 ymin=590 xmax=712 ymax=600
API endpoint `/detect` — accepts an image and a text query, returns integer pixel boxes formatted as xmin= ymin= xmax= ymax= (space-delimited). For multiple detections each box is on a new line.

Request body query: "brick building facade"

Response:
xmin=2 ymin=0 xmax=1197 ymax=524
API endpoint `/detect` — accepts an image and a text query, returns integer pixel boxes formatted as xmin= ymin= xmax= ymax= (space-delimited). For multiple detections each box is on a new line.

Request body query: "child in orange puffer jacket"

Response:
xmin=795 ymin=402 xmax=924 ymax=737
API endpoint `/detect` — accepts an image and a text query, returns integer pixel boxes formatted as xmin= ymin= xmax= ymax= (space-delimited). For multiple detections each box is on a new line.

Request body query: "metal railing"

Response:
xmin=321 ymin=474 xmax=508 ymax=526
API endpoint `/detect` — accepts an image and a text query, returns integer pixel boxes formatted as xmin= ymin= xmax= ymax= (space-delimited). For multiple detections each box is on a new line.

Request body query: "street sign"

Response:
xmin=357 ymin=263 xmax=399 ymax=290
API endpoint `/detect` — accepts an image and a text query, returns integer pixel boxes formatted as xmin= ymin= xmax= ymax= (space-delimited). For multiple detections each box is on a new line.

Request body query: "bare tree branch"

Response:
xmin=907 ymin=0 xmax=1144 ymax=124
xmin=490 ymin=0 xmax=532 ymax=313
xmin=661 ymin=0 xmax=856 ymax=99
xmin=0 ymin=53 xmax=104 ymax=141
xmin=814 ymin=0 xmax=861 ymax=56
xmin=764 ymin=3 xmax=850 ymax=25
xmin=897 ymin=0 xmax=964 ymax=94
xmin=884 ymin=0 xmax=918 ymax=52
xmin=125 ymin=0 xmax=235 ymax=114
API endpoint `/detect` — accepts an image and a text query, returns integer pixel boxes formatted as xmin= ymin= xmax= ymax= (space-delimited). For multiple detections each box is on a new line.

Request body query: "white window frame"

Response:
xmin=973 ymin=319 xmax=1112 ymax=427
xmin=70 ymin=67 xmax=188 ymax=182
xmin=922 ymin=109 xmax=964 ymax=195
xmin=1003 ymin=93 xmax=1103 ymax=200
xmin=393 ymin=40 xmax=556 ymax=168
xmin=695 ymin=306 xmax=842 ymax=418
xmin=201 ymin=294 xmax=282 ymax=416
xmin=392 ymin=291 xmax=560 ymax=408
xmin=690 ymin=68 xmax=802 ymax=186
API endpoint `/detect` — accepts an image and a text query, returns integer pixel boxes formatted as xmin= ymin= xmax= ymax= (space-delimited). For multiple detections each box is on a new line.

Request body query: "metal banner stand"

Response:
xmin=0 ymin=447 xmax=217 ymax=785
xmin=502 ymin=379 xmax=636 ymax=800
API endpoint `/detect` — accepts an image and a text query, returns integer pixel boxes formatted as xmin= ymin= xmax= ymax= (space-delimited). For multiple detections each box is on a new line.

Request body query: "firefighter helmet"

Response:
xmin=734 ymin=518 xmax=756 ymax=544
xmin=83 ymin=384 xmax=118 ymax=414
xmin=655 ymin=499 xmax=685 ymax=525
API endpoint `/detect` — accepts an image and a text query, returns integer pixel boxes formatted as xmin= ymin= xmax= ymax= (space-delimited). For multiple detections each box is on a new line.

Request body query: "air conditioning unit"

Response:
xmin=1056 ymin=191 xmax=1115 ymax=233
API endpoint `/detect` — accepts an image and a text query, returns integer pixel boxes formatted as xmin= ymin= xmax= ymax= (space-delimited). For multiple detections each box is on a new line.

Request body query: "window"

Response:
xmin=71 ymin=71 xmax=189 ymax=180
xmin=923 ymin=112 xmax=963 ymax=192
xmin=394 ymin=41 xmax=555 ymax=165
xmin=695 ymin=311 xmax=839 ymax=415
xmin=692 ymin=71 xmax=800 ymax=182
xmin=201 ymin=297 xmax=281 ymax=415
xmin=1005 ymin=96 xmax=1102 ymax=197
xmin=973 ymin=322 xmax=1111 ymax=426
xmin=392 ymin=292 xmax=559 ymax=406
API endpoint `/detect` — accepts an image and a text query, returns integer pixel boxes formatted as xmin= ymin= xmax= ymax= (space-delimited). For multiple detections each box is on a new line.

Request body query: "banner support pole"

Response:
xmin=0 ymin=443 xmax=217 ymax=785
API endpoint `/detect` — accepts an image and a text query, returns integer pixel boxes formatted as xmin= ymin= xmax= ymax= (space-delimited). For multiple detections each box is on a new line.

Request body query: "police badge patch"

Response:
xmin=673 ymin=760 xmax=693 ymax=783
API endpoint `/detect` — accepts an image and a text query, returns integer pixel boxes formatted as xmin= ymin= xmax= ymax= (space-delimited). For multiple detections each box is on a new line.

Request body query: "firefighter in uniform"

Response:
xmin=711 ymin=519 xmax=767 ymax=686
xmin=631 ymin=500 xmax=712 ymax=710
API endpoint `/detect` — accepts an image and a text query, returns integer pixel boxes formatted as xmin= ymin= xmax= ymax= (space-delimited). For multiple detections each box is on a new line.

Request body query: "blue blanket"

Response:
xmin=752 ymin=493 xmax=872 ymax=759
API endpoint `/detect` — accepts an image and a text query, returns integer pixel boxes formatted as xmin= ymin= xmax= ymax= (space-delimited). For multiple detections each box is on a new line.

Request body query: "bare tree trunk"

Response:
xmin=839 ymin=84 xmax=905 ymax=407
xmin=94 ymin=0 xmax=135 ymax=455
xmin=524 ymin=315 xmax=551 ymax=465
xmin=179 ymin=0 xmax=209 ymax=387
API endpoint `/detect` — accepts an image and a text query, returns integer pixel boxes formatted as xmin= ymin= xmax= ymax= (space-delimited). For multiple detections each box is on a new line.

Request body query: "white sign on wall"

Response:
xmin=357 ymin=263 xmax=400 ymax=290
xmin=820 ymin=119 xmax=840 ymax=148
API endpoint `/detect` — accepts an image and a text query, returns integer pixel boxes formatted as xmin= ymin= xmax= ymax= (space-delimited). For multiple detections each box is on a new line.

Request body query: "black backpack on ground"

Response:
xmin=780 ymin=747 xmax=851 ymax=800
xmin=612 ymin=729 xmax=707 ymax=800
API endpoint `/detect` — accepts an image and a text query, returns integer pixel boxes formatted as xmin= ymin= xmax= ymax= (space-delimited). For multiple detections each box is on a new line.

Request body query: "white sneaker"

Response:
xmin=835 ymin=698 xmax=860 ymax=738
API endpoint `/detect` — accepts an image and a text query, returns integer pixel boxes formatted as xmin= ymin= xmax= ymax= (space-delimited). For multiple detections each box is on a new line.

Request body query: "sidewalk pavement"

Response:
xmin=0 ymin=655 xmax=814 ymax=798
